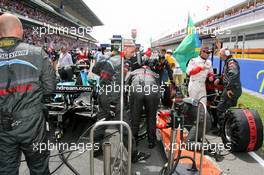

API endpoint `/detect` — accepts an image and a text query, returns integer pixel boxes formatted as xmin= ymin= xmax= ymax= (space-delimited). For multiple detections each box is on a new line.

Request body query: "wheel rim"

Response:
xmin=224 ymin=118 xmax=232 ymax=142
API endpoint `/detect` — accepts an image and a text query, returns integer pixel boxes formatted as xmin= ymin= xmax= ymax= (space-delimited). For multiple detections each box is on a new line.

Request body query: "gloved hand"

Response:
xmin=156 ymin=117 xmax=168 ymax=129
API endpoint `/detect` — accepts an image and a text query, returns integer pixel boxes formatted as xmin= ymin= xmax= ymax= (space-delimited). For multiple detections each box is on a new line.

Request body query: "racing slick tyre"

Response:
xmin=221 ymin=108 xmax=263 ymax=152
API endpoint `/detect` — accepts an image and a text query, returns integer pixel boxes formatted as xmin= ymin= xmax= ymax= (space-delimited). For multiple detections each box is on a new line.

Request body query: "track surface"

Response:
xmin=19 ymin=116 xmax=264 ymax=175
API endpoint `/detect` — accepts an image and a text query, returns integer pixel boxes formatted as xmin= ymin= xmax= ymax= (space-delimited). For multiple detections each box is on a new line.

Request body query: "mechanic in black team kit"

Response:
xmin=214 ymin=48 xmax=242 ymax=135
xmin=92 ymin=39 xmax=151 ymax=163
xmin=0 ymin=13 xmax=56 ymax=175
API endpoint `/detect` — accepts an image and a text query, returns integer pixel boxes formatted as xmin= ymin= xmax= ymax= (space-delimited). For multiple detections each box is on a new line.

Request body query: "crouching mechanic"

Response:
xmin=214 ymin=48 xmax=242 ymax=134
xmin=0 ymin=14 xmax=56 ymax=175
xmin=185 ymin=46 xmax=214 ymax=144
xmin=126 ymin=58 xmax=160 ymax=149
xmin=92 ymin=39 xmax=150 ymax=163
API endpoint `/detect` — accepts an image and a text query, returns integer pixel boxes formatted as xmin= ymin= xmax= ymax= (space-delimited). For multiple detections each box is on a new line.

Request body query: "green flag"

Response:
xmin=173 ymin=16 xmax=201 ymax=72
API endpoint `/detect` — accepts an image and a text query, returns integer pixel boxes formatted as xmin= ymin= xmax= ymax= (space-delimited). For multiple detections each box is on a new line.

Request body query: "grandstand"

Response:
xmin=152 ymin=0 xmax=264 ymax=60
xmin=151 ymin=0 xmax=264 ymax=95
xmin=0 ymin=0 xmax=103 ymax=50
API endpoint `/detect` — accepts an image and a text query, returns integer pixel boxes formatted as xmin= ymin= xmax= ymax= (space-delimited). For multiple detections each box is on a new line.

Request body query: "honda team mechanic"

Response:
xmin=0 ymin=13 xmax=56 ymax=175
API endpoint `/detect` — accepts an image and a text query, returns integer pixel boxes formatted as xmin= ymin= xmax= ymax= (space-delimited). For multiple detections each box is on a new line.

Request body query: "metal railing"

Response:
xmin=89 ymin=121 xmax=132 ymax=175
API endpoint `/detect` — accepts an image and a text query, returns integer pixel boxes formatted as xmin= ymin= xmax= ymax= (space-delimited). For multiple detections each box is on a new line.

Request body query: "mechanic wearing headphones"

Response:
xmin=0 ymin=14 xmax=56 ymax=174
xmin=214 ymin=48 xmax=242 ymax=135
xmin=92 ymin=39 xmax=151 ymax=163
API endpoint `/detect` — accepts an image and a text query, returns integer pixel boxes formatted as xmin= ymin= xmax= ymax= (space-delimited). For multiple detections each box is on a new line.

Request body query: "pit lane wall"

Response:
xmin=212 ymin=56 xmax=264 ymax=95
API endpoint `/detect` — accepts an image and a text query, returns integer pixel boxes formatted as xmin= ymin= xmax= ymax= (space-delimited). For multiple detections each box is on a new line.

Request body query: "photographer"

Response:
xmin=153 ymin=49 xmax=174 ymax=107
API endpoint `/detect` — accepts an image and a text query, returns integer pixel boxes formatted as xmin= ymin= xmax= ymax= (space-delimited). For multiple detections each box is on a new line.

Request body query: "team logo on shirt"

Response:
xmin=0 ymin=50 xmax=29 ymax=59
xmin=0 ymin=84 xmax=33 ymax=96
xmin=0 ymin=59 xmax=38 ymax=70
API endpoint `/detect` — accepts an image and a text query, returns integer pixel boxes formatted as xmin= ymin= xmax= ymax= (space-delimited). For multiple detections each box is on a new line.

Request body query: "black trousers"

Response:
xmin=0 ymin=111 xmax=50 ymax=175
xmin=216 ymin=87 xmax=242 ymax=129
xmin=130 ymin=91 xmax=160 ymax=143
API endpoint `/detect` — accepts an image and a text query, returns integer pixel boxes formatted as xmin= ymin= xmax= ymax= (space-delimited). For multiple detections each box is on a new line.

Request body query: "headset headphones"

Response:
xmin=224 ymin=48 xmax=231 ymax=56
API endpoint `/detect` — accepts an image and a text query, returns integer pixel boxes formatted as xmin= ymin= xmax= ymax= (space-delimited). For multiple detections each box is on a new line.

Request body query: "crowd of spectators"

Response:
xmin=22 ymin=27 xmax=88 ymax=50
xmin=0 ymin=0 xmax=73 ymax=27
xmin=23 ymin=27 xmax=90 ymax=50
xmin=157 ymin=0 xmax=264 ymax=43
xmin=202 ymin=0 xmax=264 ymax=26
xmin=0 ymin=0 xmax=94 ymax=50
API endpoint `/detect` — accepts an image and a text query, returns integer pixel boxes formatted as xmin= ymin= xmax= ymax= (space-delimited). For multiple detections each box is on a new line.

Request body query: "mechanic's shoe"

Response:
xmin=132 ymin=151 xmax=151 ymax=163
